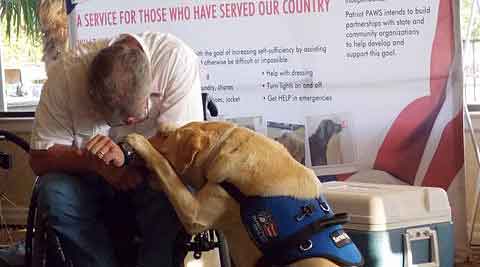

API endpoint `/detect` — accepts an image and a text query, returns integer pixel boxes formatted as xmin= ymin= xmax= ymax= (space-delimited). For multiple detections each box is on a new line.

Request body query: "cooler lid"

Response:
xmin=322 ymin=181 xmax=452 ymax=231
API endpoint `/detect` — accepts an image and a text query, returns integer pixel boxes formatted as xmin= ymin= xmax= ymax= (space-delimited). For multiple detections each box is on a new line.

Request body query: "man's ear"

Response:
xmin=175 ymin=129 xmax=209 ymax=175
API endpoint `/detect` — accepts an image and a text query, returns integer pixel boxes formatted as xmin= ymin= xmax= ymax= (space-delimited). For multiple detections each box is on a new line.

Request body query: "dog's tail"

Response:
xmin=37 ymin=0 xmax=68 ymax=68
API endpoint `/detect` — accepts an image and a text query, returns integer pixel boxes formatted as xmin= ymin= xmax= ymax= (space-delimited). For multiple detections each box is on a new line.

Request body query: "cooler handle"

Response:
xmin=403 ymin=227 xmax=440 ymax=267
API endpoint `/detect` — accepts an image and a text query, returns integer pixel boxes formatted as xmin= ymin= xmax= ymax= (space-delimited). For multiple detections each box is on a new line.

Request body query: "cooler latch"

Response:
xmin=403 ymin=227 xmax=440 ymax=267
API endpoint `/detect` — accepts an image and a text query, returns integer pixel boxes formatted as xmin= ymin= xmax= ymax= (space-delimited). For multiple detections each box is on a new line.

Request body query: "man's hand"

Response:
xmin=84 ymin=134 xmax=144 ymax=190
xmin=85 ymin=134 xmax=125 ymax=167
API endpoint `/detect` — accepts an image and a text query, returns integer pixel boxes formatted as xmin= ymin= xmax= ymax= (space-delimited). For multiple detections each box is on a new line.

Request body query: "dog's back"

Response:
xmin=205 ymin=125 xmax=322 ymax=200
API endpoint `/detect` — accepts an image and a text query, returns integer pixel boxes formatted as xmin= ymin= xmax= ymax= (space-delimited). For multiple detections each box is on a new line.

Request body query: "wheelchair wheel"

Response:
xmin=215 ymin=230 xmax=232 ymax=267
xmin=0 ymin=130 xmax=69 ymax=267
xmin=0 ymin=131 xmax=33 ymax=267
xmin=26 ymin=178 xmax=72 ymax=267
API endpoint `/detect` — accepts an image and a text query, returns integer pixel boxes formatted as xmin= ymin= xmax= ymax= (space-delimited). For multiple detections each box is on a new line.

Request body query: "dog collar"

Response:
xmin=200 ymin=125 xmax=237 ymax=177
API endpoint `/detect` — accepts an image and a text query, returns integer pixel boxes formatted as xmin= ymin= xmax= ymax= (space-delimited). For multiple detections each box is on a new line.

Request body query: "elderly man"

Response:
xmin=29 ymin=32 xmax=203 ymax=267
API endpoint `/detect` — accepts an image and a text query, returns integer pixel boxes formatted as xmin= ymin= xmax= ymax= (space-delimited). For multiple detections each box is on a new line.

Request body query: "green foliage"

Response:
xmin=0 ymin=0 xmax=42 ymax=65
xmin=0 ymin=0 xmax=40 ymax=43
xmin=1 ymin=23 xmax=43 ymax=66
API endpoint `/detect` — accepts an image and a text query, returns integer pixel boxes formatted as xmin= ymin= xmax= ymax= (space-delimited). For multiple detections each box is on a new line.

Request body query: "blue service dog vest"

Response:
xmin=220 ymin=182 xmax=364 ymax=267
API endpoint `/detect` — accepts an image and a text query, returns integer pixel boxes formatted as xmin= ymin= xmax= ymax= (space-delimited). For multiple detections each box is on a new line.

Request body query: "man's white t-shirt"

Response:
xmin=31 ymin=32 xmax=203 ymax=150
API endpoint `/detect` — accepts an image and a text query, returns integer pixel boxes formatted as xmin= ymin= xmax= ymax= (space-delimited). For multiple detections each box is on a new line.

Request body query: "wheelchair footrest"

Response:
xmin=185 ymin=231 xmax=221 ymax=259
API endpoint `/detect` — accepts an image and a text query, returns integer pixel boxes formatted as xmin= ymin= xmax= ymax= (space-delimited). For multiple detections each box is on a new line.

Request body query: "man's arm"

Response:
xmin=30 ymin=142 xmax=143 ymax=191
xmin=29 ymin=145 xmax=98 ymax=176
xmin=29 ymin=51 xmax=142 ymax=190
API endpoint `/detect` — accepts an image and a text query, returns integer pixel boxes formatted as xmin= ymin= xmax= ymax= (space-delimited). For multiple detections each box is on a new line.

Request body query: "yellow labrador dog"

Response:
xmin=126 ymin=121 xmax=363 ymax=267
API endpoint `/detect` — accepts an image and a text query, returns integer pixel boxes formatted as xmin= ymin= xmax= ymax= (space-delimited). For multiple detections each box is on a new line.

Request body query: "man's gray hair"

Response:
xmin=88 ymin=43 xmax=152 ymax=119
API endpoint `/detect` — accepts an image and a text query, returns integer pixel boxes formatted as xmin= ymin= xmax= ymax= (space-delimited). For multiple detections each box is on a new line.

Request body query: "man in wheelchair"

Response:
xmin=28 ymin=32 xmax=204 ymax=267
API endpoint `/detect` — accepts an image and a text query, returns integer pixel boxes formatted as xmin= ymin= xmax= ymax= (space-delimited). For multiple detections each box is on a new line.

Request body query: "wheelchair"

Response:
xmin=0 ymin=93 xmax=231 ymax=267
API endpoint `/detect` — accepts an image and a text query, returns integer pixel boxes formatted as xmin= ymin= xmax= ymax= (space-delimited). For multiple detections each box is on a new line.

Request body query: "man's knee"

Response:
xmin=37 ymin=173 xmax=79 ymax=207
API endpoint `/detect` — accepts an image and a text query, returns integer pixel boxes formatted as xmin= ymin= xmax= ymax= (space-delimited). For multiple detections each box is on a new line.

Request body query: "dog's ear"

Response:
xmin=175 ymin=129 xmax=209 ymax=175
xmin=148 ymin=123 xmax=178 ymax=152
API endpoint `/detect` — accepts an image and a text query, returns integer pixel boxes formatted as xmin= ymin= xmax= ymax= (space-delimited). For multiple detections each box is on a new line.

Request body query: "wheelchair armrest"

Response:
xmin=0 ymin=130 xmax=30 ymax=153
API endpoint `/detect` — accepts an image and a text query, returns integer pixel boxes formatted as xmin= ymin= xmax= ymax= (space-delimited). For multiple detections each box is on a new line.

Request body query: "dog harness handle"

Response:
xmin=262 ymin=213 xmax=351 ymax=253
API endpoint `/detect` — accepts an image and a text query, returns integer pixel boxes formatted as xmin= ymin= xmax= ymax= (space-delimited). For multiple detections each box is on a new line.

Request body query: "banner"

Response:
xmin=67 ymin=0 xmax=467 ymax=260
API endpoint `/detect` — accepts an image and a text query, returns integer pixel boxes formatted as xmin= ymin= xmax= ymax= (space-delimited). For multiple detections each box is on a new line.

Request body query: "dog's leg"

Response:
xmin=126 ymin=134 xmax=236 ymax=234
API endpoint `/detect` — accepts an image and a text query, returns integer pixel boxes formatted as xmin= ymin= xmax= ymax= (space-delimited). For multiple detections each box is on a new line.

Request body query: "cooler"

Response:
xmin=323 ymin=181 xmax=454 ymax=267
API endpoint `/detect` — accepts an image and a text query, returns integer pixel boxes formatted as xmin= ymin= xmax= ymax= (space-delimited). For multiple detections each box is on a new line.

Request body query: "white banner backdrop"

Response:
xmin=66 ymin=0 xmax=467 ymax=260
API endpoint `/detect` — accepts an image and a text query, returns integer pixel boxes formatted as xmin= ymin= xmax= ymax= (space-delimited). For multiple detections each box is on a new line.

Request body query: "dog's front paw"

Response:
xmin=125 ymin=133 xmax=152 ymax=159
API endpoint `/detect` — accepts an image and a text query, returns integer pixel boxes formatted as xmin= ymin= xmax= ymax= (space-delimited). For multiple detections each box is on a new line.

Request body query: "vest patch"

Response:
xmin=251 ymin=211 xmax=279 ymax=243
xmin=330 ymin=229 xmax=352 ymax=248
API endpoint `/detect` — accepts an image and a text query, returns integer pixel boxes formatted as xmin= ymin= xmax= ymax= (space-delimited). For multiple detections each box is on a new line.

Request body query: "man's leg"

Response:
xmin=132 ymin=181 xmax=183 ymax=267
xmin=37 ymin=172 xmax=117 ymax=267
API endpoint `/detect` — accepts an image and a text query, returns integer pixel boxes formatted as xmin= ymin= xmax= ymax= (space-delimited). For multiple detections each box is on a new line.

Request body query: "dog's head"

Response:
xmin=148 ymin=121 xmax=235 ymax=189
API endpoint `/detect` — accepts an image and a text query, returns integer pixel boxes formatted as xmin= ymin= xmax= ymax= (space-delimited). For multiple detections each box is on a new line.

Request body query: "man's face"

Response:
xmin=105 ymin=97 xmax=150 ymax=127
